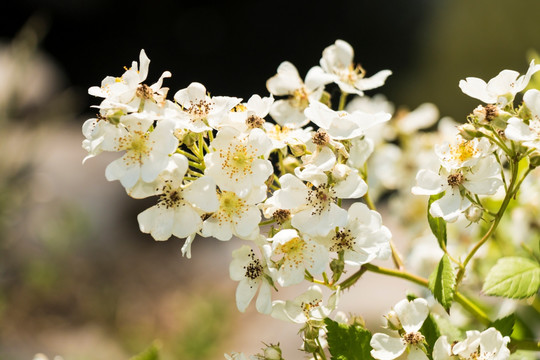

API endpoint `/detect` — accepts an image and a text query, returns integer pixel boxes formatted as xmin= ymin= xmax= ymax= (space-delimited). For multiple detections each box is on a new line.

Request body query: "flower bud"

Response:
xmin=465 ymin=205 xmax=483 ymax=223
xmin=385 ymin=310 xmax=402 ymax=330
xmin=288 ymin=143 xmax=306 ymax=157
xmin=457 ymin=124 xmax=482 ymax=140
xmin=282 ymin=155 xmax=301 ymax=173
xmin=529 ymin=153 xmax=540 ymax=168
xmin=263 ymin=344 xmax=283 ymax=360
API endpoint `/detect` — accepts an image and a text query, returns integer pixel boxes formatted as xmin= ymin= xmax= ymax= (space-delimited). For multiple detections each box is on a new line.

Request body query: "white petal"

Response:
xmin=394 ymin=298 xmax=429 ymax=333
xmin=235 ymin=278 xmax=259 ymax=312
xmin=408 ymin=347 xmax=429 ymax=360
xmin=172 ymin=206 xmax=202 ymax=238
xmin=356 ymin=69 xmax=392 ymax=91
xmin=184 ymin=176 xmax=219 ymax=212
xmin=505 ymin=117 xmax=536 ymax=141
xmin=411 ymin=169 xmax=447 ymax=195
xmin=255 ymin=281 xmax=272 ymax=314
xmin=430 ymin=190 xmax=469 ymax=222
xmin=524 ymin=88 xmax=540 ymax=119
xmin=137 ymin=206 xmax=173 ymax=241
xmin=459 ymin=77 xmax=495 ymax=103
xmin=370 ymin=333 xmax=406 ymax=360
xmin=266 ymin=61 xmax=303 ymax=95
xmin=433 ymin=336 xmax=452 ymax=360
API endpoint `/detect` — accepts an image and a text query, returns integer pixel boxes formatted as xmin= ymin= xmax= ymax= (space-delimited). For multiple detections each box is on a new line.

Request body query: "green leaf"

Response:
xmin=428 ymin=254 xmax=456 ymax=312
xmin=491 ymin=314 xmax=516 ymax=337
xmin=428 ymin=193 xmax=447 ymax=249
xmin=324 ymin=318 xmax=374 ymax=360
xmin=482 ymin=257 xmax=540 ymax=299
xmin=130 ymin=342 xmax=160 ymax=360
xmin=419 ymin=314 xmax=441 ymax=355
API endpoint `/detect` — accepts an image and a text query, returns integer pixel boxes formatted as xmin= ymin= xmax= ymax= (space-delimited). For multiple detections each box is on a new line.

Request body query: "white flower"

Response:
xmin=459 ymin=60 xmax=540 ymax=107
xmin=433 ymin=328 xmax=510 ymax=360
xmin=230 ymin=245 xmax=273 ymax=314
xmin=265 ymin=174 xmax=347 ymax=237
xmin=267 ymin=61 xmax=333 ymax=128
xmin=201 ymin=190 xmax=261 ymax=241
xmin=271 ymin=285 xmax=335 ymax=323
xmin=137 ymin=168 xmax=219 ymax=241
xmin=370 ymin=298 xmax=429 ymax=360
xmin=312 ymin=202 xmax=391 ymax=265
xmin=172 ymin=82 xmax=241 ymax=132
xmin=320 ymin=39 xmax=392 ymax=96
xmin=89 ymin=49 xmax=171 ymax=109
xmin=205 ymin=127 xmax=273 ymax=199
xmin=104 ymin=114 xmax=179 ymax=190
xmin=269 ymin=229 xmax=328 ymax=287
xmin=435 ymin=136 xmax=493 ymax=171
xmin=262 ymin=123 xmax=312 ymax=152
xmin=505 ymin=90 xmax=540 ymax=149
xmin=82 ymin=114 xmax=126 ymax=163
xmin=219 ymin=94 xmax=274 ymax=132
xmin=412 ymin=157 xmax=503 ymax=222
xmin=305 ymin=101 xmax=391 ymax=141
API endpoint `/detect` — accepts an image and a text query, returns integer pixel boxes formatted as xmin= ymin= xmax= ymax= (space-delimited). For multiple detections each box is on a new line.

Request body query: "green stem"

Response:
xmin=338 ymin=92 xmax=348 ymax=111
xmin=315 ymin=336 xmax=328 ymax=360
xmin=356 ymin=264 xmax=540 ymax=352
xmin=176 ymin=149 xmax=200 ymax=162
xmin=453 ymin=292 xmax=490 ymax=325
xmin=259 ymin=218 xmax=276 ymax=226
xmin=455 ymin=156 xmax=519 ymax=287
xmin=188 ymin=161 xmax=205 ymax=171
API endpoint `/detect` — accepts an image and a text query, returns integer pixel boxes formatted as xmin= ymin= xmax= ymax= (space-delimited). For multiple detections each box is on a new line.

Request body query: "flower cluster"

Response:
xmin=83 ymin=41 xmax=392 ymax=324
xmin=83 ymin=41 xmax=540 ymax=360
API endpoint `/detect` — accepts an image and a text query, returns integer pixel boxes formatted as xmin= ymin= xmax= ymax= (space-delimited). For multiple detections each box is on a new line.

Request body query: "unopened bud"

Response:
xmin=288 ymin=143 xmax=306 ymax=157
xmin=465 ymin=205 xmax=483 ymax=223
xmin=263 ymin=344 xmax=283 ymax=360
xmin=282 ymin=155 xmax=301 ymax=173
xmin=529 ymin=153 xmax=540 ymax=168
xmin=457 ymin=124 xmax=482 ymax=140
xmin=385 ymin=310 xmax=402 ymax=330
xmin=177 ymin=130 xmax=198 ymax=147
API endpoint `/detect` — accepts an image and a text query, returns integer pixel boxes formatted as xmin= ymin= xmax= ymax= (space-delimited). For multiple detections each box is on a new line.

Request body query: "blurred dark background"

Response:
xmin=1 ymin=1 xmax=540 ymax=359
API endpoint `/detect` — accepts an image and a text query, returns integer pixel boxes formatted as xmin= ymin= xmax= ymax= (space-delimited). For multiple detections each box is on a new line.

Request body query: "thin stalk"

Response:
xmin=259 ymin=218 xmax=276 ymax=226
xmin=176 ymin=148 xmax=200 ymax=162
xmin=188 ymin=161 xmax=205 ymax=171
xmin=315 ymin=336 xmax=328 ymax=360
xmin=455 ymin=157 xmax=519 ymax=287
xmin=338 ymin=92 xmax=348 ymax=111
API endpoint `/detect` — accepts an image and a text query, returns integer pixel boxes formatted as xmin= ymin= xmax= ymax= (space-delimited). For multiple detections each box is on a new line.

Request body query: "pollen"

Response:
xmin=243 ymin=249 xmax=263 ymax=283
xmin=115 ymin=127 xmax=154 ymax=166
xmin=220 ymin=143 xmax=256 ymax=181
xmin=447 ymin=172 xmax=465 ymax=187
xmin=274 ymin=236 xmax=311 ymax=268
xmin=401 ymin=331 xmax=425 ymax=346
xmin=211 ymin=191 xmax=247 ymax=225
xmin=185 ymin=99 xmax=213 ymax=121
xmin=330 ymin=229 xmax=355 ymax=252
xmin=306 ymin=183 xmax=336 ymax=215
xmin=300 ymin=298 xmax=322 ymax=317
xmin=448 ymin=140 xmax=478 ymax=164
xmin=157 ymin=180 xmax=185 ymax=209
xmin=136 ymin=84 xmax=154 ymax=100
xmin=291 ymin=87 xmax=310 ymax=109
xmin=246 ymin=114 xmax=265 ymax=129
